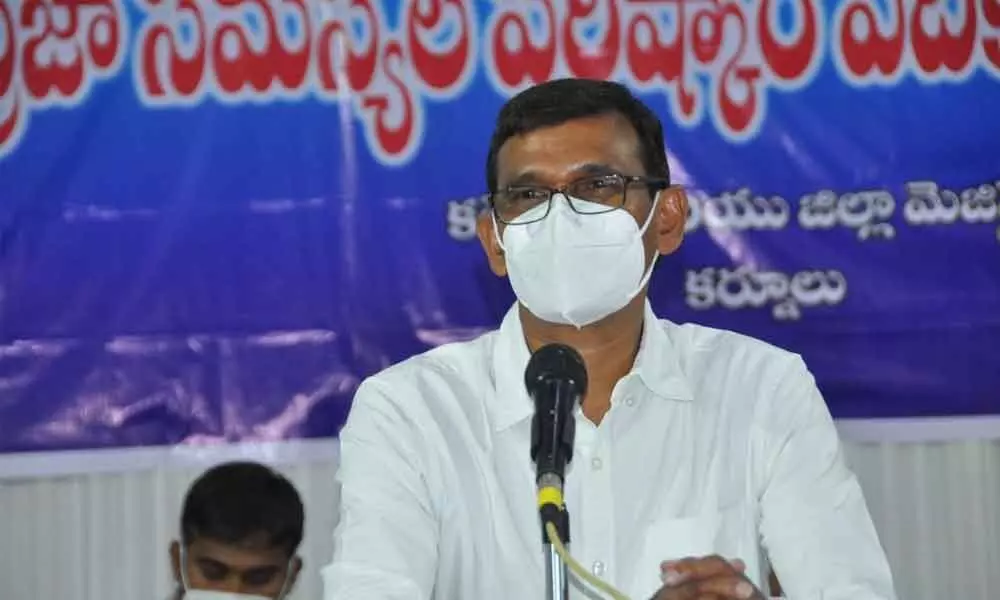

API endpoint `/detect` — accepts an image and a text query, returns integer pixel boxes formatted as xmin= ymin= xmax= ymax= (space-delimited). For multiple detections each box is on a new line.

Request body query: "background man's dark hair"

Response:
xmin=486 ymin=79 xmax=670 ymax=192
xmin=180 ymin=461 xmax=305 ymax=557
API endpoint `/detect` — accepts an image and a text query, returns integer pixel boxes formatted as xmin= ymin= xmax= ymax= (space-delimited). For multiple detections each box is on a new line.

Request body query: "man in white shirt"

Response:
xmin=324 ymin=79 xmax=896 ymax=600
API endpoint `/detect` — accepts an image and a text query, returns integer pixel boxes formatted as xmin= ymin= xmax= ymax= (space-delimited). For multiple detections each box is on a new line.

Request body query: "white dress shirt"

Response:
xmin=323 ymin=302 xmax=897 ymax=600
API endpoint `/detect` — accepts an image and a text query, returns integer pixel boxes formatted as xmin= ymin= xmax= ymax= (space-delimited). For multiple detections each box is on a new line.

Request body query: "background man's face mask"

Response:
xmin=494 ymin=193 xmax=660 ymax=328
xmin=183 ymin=592 xmax=275 ymax=600
xmin=180 ymin=547 xmax=291 ymax=600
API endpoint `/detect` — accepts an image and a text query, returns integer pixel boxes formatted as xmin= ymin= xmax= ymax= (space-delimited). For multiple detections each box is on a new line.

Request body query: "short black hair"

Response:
xmin=180 ymin=461 xmax=304 ymax=557
xmin=486 ymin=78 xmax=669 ymax=192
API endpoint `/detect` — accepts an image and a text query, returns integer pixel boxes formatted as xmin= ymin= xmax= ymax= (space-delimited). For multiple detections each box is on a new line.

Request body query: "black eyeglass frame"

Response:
xmin=488 ymin=173 xmax=670 ymax=226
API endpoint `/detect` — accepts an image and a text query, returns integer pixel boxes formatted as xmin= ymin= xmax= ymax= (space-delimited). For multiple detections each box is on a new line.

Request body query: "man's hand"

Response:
xmin=650 ymin=556 xmax=765 ymax=600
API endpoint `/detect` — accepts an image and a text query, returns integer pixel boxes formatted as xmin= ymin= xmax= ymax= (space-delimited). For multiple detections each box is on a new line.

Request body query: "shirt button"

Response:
xmin=625 ymin=398 xmax=635 ymax=407
xmin=592 ymin=560 xmax=605 ymax=576
xmin=591 ymin=456 xmax=603 ymax=470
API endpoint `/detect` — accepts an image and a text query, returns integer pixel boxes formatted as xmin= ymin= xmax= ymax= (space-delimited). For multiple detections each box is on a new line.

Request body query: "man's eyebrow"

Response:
xmin=503 ymin=169 xmax=545 ymax=187
xmin=503 ymin=163 xmax=619 ymax=187
xmin=242 ymin=565 xmax=282 ymax=574
xmin=196 ymin=557 xmax=229 ymax=570
xmin=573 ymin=162 xmax=619 ymax=177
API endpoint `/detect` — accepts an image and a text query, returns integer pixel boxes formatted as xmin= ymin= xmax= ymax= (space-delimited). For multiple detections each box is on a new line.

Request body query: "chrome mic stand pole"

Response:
xmin=539 ymin=473 xmax=570 ymax=600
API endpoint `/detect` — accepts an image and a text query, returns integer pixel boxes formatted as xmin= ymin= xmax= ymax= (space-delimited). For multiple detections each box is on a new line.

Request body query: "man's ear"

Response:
xmin=654 ymin=186 xmax=688 ymax=256
xmin=476 ymin=211 xmax=508 ymax=277
xmin=169 ymin=540 xmax=182 ymax=585
xmin=286 ymin=555 xmax=304 ymax=592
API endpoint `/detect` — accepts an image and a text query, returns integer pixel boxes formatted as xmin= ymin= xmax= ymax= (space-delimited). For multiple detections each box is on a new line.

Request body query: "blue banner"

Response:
xmin=1 ymin=0 xmax=999 ymax=461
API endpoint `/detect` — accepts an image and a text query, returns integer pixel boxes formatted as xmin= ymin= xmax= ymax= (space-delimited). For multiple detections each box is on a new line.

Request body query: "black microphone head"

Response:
xmin=525 ymin=343 xmax=588 ymax=401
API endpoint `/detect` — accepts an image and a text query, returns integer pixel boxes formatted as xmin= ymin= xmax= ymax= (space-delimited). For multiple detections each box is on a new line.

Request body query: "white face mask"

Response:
xmin=180 ymin=548 xmax=290 ymax=600
xmin=494 ymin=193 xmax=660 ymax=328
xmin=183 ymin=592 xmax=274 ymax=600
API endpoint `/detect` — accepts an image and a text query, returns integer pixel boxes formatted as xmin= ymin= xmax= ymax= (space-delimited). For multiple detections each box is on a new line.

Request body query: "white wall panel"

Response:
xmin=2 ymin=440 xmax=998 ymax=600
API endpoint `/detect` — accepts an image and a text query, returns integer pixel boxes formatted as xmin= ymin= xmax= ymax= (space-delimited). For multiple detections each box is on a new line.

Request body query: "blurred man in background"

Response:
xmin=169 ymin=461 xmax=304 ymax=600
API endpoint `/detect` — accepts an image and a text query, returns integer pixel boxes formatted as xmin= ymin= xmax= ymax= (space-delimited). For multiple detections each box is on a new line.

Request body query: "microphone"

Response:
xmin=526 ymin=343 xmax=587 ymax=520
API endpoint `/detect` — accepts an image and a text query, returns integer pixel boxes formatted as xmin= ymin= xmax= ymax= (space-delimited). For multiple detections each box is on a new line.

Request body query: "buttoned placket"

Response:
xmin=570 ymin=377 xmax=643 ymax=593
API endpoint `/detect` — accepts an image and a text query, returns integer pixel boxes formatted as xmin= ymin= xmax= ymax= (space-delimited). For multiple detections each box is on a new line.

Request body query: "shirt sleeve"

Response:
xmin=756 ymin=357 xmax=898 ymax=600
xmin=322 ymin=379 xmax=438 ymax=600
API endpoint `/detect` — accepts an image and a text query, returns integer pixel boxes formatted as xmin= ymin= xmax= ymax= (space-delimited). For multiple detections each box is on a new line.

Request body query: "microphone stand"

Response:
xmin=526 ymin=347 xmax=585 ymax=600
xmin=539 ymin=473 xmax=570 ymax=600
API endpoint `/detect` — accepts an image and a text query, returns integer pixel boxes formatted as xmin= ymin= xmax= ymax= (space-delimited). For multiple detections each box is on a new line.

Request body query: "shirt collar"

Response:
xmin=632 ymin=300 xmax=696 ymax=403
xmin=489 ymin=305 xmax=535 ymax=432
xmin=488 ymin=301 xmax=695 ymax=433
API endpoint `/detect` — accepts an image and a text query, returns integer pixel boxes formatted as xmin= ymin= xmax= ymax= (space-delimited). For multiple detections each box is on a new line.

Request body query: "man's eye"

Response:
xmin=198 ymin=563 xmax=227 ymax=581
xmin=509 ymin=188 xmax=546 ymax=201
xmin=242 ymin=568 xmax=280 ymax=587
xmin=583 ymin=176 xmax=616 ymax=190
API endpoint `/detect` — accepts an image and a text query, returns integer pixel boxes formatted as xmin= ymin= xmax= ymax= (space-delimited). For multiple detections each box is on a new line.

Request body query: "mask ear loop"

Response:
xmin=627 ymin=191 xmax=663 ymax=298
xmin=490 ymin=210 xmax=507 ymax=253
xmin=274 ymin=559 xmax=294 ymax=600
xmin=179 ymin=546 xmax=192 ymax=592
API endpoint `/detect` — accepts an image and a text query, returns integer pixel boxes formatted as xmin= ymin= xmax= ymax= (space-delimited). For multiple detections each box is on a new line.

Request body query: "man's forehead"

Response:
xmin=188 ymin=537 xmax=288 ymax=568
xmin=496 ymin=114 xmax=642 ymax=184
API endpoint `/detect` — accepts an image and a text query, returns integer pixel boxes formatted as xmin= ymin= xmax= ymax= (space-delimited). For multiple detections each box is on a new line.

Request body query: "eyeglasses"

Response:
xmin=489 ymin=173 xmax=669 ymax=225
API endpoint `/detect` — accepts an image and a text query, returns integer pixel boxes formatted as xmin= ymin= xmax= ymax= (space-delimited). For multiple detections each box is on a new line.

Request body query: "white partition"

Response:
xmin=1 ymin=439 xmax=998 ymax=600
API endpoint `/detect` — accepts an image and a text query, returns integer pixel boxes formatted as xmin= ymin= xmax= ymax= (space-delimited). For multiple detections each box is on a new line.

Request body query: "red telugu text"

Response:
xmin=2 ymin=0 xmax=999 ymax=163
